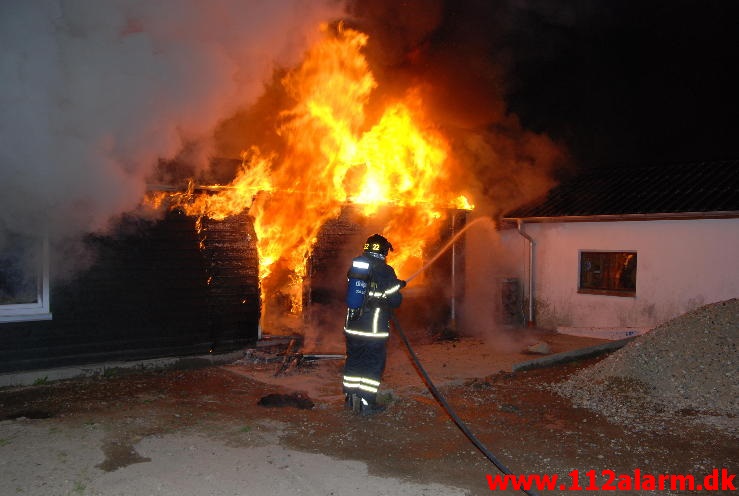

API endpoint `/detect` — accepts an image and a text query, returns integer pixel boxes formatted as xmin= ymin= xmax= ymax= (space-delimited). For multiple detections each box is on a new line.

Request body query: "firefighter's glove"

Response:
xmin=348 ymin=307 xmax=361 ymax=321
xmin=399 ymin=280 xmax=407 ymax=289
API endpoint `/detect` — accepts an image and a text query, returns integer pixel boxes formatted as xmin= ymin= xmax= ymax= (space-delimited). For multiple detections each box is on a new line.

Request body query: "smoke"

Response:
xmin=456 ymin=216 xmax=531 ymax=349
xmin=0 ymin=0 xmax=345 ymax=273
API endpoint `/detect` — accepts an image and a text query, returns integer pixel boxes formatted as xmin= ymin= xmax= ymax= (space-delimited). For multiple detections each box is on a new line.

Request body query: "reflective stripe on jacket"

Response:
xmin=344 ymin=254 xmax=402 ymax=339
xmin=344 ymin=307 xmax=389 ymax=338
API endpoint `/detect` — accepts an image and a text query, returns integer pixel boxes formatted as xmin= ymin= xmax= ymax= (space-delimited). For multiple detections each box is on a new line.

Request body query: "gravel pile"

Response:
xmin=554 ymin=298 xmax=738 ymax=431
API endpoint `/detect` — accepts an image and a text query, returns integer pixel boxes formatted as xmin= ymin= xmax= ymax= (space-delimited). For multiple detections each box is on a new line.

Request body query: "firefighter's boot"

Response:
xmin=358 ymin=397 xmax=385 ymax=416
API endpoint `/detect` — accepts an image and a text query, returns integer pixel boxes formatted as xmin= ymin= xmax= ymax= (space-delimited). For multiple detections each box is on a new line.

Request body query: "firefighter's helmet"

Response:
xmin=363 ymin=234 xmax=393 ymax=256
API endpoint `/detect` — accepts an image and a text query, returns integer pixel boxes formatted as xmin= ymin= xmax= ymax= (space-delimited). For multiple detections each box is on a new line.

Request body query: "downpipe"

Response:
xmin=516 ymin=219 xmax=536 ymax=327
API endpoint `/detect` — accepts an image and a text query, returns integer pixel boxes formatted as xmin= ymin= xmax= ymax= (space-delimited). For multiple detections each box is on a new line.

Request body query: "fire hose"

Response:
xmin=394 ymin=217 xmax=540 ymax=496
xmin=391 ymin=316 xmax=539 ymax=496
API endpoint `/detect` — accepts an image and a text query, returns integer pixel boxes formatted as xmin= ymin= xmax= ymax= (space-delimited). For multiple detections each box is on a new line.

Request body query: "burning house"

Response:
xmin=1 ymin=12 xmax=564 ymax=376
xmin=0 ymin=24 xmax=479 ymax=375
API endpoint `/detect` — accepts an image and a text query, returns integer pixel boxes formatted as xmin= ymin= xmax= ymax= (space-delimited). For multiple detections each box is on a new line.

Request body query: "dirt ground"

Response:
xmin=0 ymin=328 xmax=736 ymax=496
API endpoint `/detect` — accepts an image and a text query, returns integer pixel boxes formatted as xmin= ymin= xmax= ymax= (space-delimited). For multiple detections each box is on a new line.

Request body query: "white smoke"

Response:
xmin=0 ymin=0 xmax=345 ymax=244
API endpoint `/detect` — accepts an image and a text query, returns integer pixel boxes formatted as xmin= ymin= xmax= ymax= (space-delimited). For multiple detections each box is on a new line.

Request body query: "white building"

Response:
xmin=493 ymin=160 xmax=739 ymax=339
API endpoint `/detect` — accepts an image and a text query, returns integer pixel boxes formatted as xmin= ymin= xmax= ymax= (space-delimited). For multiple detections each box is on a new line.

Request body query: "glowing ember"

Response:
xmin=154 ymin=24 xmax=474 ymax=326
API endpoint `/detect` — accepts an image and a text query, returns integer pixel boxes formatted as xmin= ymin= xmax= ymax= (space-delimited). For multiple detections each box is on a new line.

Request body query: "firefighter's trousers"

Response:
xmin=342 ymin=334 xmax=388 ymax=404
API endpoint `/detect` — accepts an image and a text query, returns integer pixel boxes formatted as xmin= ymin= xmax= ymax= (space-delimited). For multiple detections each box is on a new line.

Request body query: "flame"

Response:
xmin=155 ymin=24 xmax=473 ymax=327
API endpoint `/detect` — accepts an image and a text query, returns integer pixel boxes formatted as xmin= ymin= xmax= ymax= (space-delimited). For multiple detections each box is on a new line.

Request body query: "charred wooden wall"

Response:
xmin=304 ymin=208 xmax=365 ymax=338
xmin=0 ymin=210 xmax=259 ymax=373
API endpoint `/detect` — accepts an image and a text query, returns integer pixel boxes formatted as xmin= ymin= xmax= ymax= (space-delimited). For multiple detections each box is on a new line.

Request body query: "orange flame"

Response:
xmin=158 ymin=24 xmax=473 ymax=327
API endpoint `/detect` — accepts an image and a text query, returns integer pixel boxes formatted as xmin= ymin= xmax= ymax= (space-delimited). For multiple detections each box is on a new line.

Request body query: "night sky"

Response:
xmin=500 ymin=0 xmax=739 ymax=169
xmin=352 ymin=0 xmax=739 ymax=171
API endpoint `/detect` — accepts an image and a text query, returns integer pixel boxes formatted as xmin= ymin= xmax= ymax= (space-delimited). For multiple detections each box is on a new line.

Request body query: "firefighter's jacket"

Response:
xmin=344 ymin=253 xmax=403 ymax=339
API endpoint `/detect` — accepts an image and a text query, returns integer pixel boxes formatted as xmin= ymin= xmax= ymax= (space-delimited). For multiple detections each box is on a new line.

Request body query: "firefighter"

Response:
xmin=343 ymin=233 xmax=405 ymax=415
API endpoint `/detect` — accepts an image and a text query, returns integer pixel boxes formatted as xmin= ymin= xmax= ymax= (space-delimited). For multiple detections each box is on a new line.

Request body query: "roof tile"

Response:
xmin=504 ymin=160 xmax=739 ymax=219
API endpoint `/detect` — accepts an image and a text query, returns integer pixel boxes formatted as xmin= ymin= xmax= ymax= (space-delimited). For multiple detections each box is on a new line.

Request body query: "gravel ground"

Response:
xmin=554 ymin=298 xmax=738 ymax=433
xmin=0 ymin=324 xmax=735 ymax=495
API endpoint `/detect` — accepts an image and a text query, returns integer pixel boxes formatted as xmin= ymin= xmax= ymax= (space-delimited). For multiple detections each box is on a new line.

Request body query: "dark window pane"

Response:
xmin=0 ymin=234 xmax=40 ymax=305
xmin=579 ymin=251 xmax=636 ymax=295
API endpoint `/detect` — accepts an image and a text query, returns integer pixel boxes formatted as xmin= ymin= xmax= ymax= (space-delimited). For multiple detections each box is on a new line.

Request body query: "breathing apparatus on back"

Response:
xmin=345 ymin=234 xmax=394 ymax=321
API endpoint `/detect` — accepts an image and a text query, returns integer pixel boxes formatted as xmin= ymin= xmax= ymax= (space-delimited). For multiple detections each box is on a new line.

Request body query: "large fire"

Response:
xmin=151 ymin=23 xmax=473 ymax=328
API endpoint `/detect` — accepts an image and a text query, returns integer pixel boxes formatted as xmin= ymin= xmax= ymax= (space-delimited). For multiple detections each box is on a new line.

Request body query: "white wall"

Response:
xmin=486 ymin=218 xmax=739 ymax=332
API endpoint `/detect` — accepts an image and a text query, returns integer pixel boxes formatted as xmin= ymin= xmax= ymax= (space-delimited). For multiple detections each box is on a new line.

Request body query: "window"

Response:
xmin=0 ymin=232 xmax=52 ymax=322
xmin=579 ymin=251 xmax=637 ymax=296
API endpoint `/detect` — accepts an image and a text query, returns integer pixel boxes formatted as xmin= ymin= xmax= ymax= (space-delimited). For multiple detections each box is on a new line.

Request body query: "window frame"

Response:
xmin=0 ymin=236 xmax=52 ymax=323
xmin=577 ymin=250 xmax=637 ymax=297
